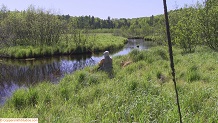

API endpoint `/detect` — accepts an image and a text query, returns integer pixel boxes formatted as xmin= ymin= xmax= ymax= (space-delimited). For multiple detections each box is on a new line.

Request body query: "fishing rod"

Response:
xmin=162 ymin=0 xmax=183 ymax=123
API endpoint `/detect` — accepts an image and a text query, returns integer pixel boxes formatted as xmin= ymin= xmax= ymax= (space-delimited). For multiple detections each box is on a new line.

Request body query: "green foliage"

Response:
xmin=1 ymin=2 xmax=218 ymax=53
xmin=0 ymin=34 xmax=127 ymax=58
xmin=9 ymin=88 xmax=39 ymax=110
xmin=129 ymin=47 xmax=168 ymax=63
xmin=199 ymin=0 xmax=218 ymax=51
xmin=187 ymin=65 xmax=201 ymax=82
xmin=11 ymin=89 xmax=27 ymax=110
xmin=0 ymin=6 xmax=65 ymax=47
xmin=167 ymin=1 xmax=218 ymax=52
xmin=1 ymin=46 xmax=217 ymax=122
xmin=170 ymin=6 xmax=200 ymax=53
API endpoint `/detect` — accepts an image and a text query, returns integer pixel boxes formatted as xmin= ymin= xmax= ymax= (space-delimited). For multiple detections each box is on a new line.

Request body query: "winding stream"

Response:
xmin=0 ymin=39 xmax=155 ymax=105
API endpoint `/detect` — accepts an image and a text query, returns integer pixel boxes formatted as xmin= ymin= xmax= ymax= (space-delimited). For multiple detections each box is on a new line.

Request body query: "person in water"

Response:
xmin=98 ymin=51 xmax=113 ymax=74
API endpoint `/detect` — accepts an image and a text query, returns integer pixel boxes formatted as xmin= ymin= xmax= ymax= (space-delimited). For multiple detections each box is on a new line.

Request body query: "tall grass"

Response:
xmin=0 ymin=34 xmax=127 ymax=59
xmin=0 ymin=46 xmax=218 ymax=122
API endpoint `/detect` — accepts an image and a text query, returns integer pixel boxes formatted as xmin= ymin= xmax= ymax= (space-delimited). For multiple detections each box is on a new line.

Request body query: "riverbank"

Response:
xmin=1 ymin=46 xmax=218 ymax=122
xmin=0 ymin=34 xmax=127 ymax=59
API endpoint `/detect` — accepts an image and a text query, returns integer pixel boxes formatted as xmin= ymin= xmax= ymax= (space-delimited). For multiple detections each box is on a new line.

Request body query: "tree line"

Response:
xmin=0 ymin=5 xmax=66 ymax=47
xmin=1 ymin=0 xmax=218 ymax=52
xmin=0 ymin=4 xmax=154 ymax=48
xmin=59 ymin=14 xmax=154 ymax=38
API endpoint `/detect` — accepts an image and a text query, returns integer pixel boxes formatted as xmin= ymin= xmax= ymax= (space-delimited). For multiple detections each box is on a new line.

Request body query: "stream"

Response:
xmin=0 ymin=39 xmax=155 ymax=105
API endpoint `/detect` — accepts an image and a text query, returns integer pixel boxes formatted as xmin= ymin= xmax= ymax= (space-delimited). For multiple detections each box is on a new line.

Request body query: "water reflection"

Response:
xmin=112 ymin=39 xmax=154 ymax=56
xmin=0 ymin=39 xmax=155 ymax=105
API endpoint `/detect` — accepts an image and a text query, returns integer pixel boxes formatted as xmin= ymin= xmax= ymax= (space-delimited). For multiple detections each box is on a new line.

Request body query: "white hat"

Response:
xmin=103 ymin=51 xmax=109 ymax=57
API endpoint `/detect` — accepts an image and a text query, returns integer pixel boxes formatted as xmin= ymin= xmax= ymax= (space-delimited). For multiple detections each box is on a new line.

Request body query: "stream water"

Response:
xmin=0 ymin=39 xmax=155 ymax=105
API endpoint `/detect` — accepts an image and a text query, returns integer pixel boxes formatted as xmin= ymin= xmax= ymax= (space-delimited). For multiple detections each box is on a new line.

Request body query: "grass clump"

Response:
xmin=0 ymin=46 xmax=218 ymax=122
xmin=4 ymin=87 xmax=39 ymax=112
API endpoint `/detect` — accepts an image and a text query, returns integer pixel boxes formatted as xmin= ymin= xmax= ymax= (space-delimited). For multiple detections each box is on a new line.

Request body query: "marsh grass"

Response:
xmin=0 ymin=46 xmax=218 ymax=122
xmin=0 ymin=34 xmax=127 ymax=59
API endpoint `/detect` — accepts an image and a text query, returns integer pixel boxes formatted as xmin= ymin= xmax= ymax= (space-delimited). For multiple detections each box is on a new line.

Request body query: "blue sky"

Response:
xmin=1 ymin=0 xmax=202 ymax=19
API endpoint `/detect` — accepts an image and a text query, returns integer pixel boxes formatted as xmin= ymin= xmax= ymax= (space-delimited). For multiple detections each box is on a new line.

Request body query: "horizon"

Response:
xmin=1 ymin=0 xmax=202 ymax=19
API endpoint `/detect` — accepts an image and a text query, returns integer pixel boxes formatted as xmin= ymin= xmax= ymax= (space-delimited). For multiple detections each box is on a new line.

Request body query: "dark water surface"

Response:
xmin=0 ymin=39 xmax=155 ymax=105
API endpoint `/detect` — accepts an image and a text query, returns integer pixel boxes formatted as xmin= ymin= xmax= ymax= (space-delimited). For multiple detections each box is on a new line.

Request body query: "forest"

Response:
xmin=0 ymin=0 xmax=218 ymax=57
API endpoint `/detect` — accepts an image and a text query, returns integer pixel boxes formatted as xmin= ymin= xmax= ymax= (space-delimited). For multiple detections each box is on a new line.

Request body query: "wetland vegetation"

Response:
xmin=0 ymin=46 xmax=217 ymax=122
xmin=1 ymin=0 xmax=218 ymax=122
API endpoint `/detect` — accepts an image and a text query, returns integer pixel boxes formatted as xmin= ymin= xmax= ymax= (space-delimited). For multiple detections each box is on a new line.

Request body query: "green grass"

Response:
xmin=0 ymin=34 xmax=127 ymax=59
xmin=0 ymin=46 xmax=218 ymax=122
xmin=89 ymin=29 xmax=114 ymax=34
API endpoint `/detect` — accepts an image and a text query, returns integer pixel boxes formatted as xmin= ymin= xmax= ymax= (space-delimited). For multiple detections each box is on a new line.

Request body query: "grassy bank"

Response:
xmin=0 ymin=46 xmax=218 ymax=122
xmin=0 ymin=34 xmax=127 ymax=59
